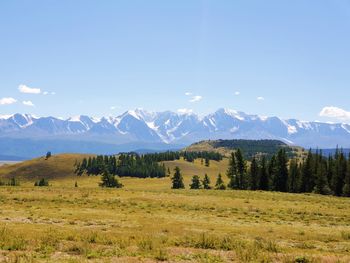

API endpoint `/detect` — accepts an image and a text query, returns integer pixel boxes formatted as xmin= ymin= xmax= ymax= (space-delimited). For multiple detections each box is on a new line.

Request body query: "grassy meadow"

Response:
xmin=0 ymin=156 xmax=349 ymax=262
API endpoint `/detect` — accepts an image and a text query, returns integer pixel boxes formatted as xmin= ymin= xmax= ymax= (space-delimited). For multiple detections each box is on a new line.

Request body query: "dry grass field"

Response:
xmin=0 ymin=156 xmax=349 ymax=262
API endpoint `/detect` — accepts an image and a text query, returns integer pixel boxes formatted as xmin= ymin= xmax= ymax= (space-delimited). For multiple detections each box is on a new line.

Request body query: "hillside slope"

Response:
xmin=0 ymin=154 xmax=90 ymax=181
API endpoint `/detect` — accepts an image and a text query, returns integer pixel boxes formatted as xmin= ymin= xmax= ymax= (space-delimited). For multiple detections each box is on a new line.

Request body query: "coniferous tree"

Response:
xmin=300 ymin=150 xmax=313 ymax=192
xmin=205 ymin=157 xmax=210 ymax=167
xmin=190 ymin=175 xmax=202 ymax=189
xmin=227 ymin=152 xmax=237 ymax=189
xmin=171 ymin=166 xmax=185 ymax=189
xmin=343 ymin=153 xmax=350 ymax=197
xmin=202 ymin=174 xmax=211 ymax=189
xmin=215 ymin=173 xmax=226 ymax=190
xmin=314 ymin=159 xmax=331 ymax=195
xmin=332 ymin=150 xmax=347 ymax=196
xmin=273 ymin=149 xmax=289 ymax=192
xmin=100 ymin=169 xmax=123 ymax=188
xmin=327 ymin=155 xmax=334 ymax=187
xmin=268 ymin=155 xmax=277 ymax=191
xmin=235 ymin=149 xmax=246 ymax=189
xmin=258 ymin=156 xmax=269 ymax=191
xmin=288 ymin=159 xmax=299 ymax=193
xmin=249 ymin=157 xmax=259 ymax=190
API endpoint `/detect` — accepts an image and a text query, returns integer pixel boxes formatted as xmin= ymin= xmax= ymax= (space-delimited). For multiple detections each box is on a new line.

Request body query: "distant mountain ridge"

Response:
xmin=1 ymin=108 xmax=350 ymax=158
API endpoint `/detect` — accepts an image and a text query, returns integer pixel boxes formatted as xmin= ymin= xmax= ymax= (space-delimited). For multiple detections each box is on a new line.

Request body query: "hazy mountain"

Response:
xmin=1 ymin=108 xmax=350 ymax=158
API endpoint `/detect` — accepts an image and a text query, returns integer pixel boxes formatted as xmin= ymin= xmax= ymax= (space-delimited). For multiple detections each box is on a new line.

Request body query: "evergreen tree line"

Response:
xmin=226 ymin=148 xmax=350 ymax=197
xmin=75 ymin=154 xmax=166 ymax=178
xmin=140 ymin=151 xmax=223 ymax=163
xmin=75 ymin=151 xmax=223 ymax=178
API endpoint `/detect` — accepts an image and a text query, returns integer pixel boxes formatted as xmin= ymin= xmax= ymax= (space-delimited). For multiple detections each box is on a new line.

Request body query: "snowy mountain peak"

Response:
xmin=1 ymin=109 xmax=350 ymax=148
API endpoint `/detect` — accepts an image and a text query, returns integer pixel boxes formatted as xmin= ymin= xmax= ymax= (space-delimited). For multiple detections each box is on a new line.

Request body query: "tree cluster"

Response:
xmin=75 ymin=154 xmax=166 ymax=178
xmin=212 ymin=139 xmax=296 ymax=159
xmin=226 ymin=148 xmax=350 ymax=197
xmin=34 ymin=178 xmax=49 ymax=187
xmin=139 ymin=150 xmax=223 ymax=163
xmin=0 ymin=177 xmax=20 ymax=186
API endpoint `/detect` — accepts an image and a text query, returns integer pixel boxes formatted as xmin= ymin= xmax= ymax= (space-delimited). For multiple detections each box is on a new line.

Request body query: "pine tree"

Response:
xmin=332 ymin=150 xmax=347 ymax=196
xmin=205 ymin=157 xmax=210 ymax=167
xmin=215 ymin=173 xmax=226 ymax=190
xmin=202 ymin=174 xmax=211 ymax=189
xmin=171 ymin=166 xmax=185 ymax=189
xmin=100 ymin=169 xmax=123 ymax=188
xmin=327 ymin=155 xmax=334 ymax=187
xmin=227 ymin=152 xmax=237 ymax=189
xmin=288 ymin=159 xmax=299 ymax=193
xmin=300 ymin=150 xmax=313 ymax=192
xmin=268 ymin=155 xmax=277 ymax=191
xmin=235 ymin=149 xmax=246 ymax=189
xmin=343 ymin=153 xmax=350 ymax=197
xmin=249 ymin=157 xmax=259 ymax=190
xmin=258 ymin=156 xmax=269 ymax=191
xmin=273 ymin=149 xmax=289 ymax=192
xmin=190 ymin=175 xmax=202 ymax=189
xmin=314 ymin=159 xmax=331 ymax=195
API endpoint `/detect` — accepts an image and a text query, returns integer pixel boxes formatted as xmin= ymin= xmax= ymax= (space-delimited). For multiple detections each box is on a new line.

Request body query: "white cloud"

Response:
xmin=189 ymin=95 xmax=203 ymax=103
xmin=0 ymin=97 xmax=17 ymax=105
xmin=110 ymin=106 xmax=116 ymax=110
xmin=257 ymin=96 xmax=265 ymax=101
xmin=43 ymin=91 xmax=55 ymax=95
xmin=235 ymin=91 xmax=240 ymax=96
xmin=18 ymin=84 xmax=41 ymax=94
xmin=185 ymin=92 xmax=192 ymax=96
xmin=23 ymin=100 xmax=35 ymax=107
xmin=319 ymin=106 xmax=350 ymax=121
xmin=177 ymin=108 xmax=193 ymax=115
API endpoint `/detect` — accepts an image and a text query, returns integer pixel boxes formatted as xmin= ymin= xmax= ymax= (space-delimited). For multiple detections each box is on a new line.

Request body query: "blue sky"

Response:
xmin=1 ymin=0 xmax=350 ymax=122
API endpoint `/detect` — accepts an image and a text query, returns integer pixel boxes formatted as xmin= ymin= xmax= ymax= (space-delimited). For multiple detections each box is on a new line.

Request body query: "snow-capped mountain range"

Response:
xmin=1 ymin=108 xmax=350 ymax=153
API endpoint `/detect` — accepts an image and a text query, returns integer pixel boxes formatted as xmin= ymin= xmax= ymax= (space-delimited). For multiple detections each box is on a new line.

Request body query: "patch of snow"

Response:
xmin=341 ymin=124 xmax=350 ymax=133
xmin=146 ymin=121 xmax=158 ymax=131
xmin=287 ymin=125 xmax=297 ymax=134
xmin=224 ymin=108 xmax=245 ymax=121
xmin=0 ymin=115 xmax=13 ymax=120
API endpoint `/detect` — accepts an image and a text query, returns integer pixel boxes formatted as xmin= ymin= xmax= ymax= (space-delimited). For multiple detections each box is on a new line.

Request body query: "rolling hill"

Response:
xmin=0 ymin=154 xmax=90 ymax=181
xmin=185 ymin=139 xmax=303 ymax=159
